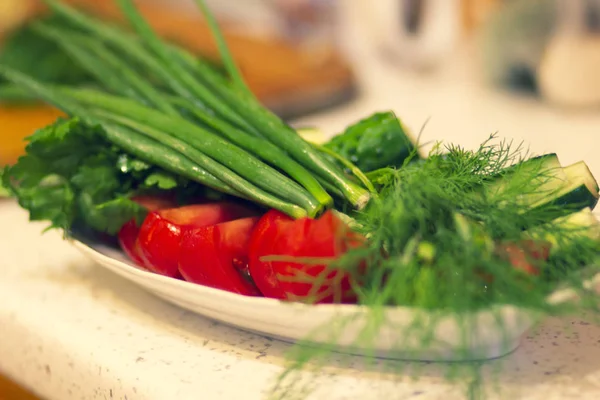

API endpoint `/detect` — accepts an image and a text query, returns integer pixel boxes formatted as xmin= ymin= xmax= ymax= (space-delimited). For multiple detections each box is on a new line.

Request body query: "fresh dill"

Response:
xmin=271 ymin=135 xmax=600 ymax=399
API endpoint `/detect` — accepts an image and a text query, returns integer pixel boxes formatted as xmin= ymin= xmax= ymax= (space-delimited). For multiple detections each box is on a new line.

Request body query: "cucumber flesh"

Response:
xmin=488 ymin=154 xmax=599 ymax=213
xmin=486 ymin=153 xmax=568 ymax=206
xmin=486 ymin=154 xmax=564 ymax=194
xmin=296 ymin=127 xmax=328 ymax=145
xmin=500 ymin=153 xmax=562 ymax=176
xmin=531 ymin=181 xmax=599 ymax=211
xmin=525 ymin=207 xmax=600 ymax=252
xmin=530 ymin=160 xmax=599 ymax=212
xmin=564 ymin=161 xmax=599 ymax=194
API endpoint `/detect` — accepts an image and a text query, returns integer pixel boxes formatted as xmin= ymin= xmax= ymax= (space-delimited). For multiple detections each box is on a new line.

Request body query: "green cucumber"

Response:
xmin=485 ymin=153 xmax=565 ymax=202
xmin=525 ymin=207 xmax=600 ymax=253
xmin=530 ymin=160 xmax=599 ymax=212
xmin=487 ymin=155 xmax=599 ymax=214
xmin=533 ymin=182 xmax=598 ymax=211
xmin=564 ymin=161 xmax=599 ymax=193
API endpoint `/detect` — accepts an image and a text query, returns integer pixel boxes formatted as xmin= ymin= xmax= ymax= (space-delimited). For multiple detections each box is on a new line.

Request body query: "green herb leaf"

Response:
xmin=2 ymin=117 xmax=185 ymax=234
xmin=324 ymin=111 xmax=419 ymax=172
xmin=0 ymin=166 xmax=11 ymax=197
xmin=143 ymin=171 xmax=179 ymax=190
xmin=340 ymin=135 xmax=600 ymax=309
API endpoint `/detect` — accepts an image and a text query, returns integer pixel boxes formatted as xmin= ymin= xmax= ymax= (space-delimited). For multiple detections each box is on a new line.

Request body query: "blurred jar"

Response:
xmin=359 ymin=0 xmax=464 ymax=70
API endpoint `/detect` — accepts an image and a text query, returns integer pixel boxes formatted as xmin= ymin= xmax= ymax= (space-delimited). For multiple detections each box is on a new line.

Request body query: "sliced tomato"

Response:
xmin=117 ymin=195 xmax=178 ymax=268
xmin=248 ymin=209 xmax=363 ymax=304
xmin=519 ymin=240 xmax=552 ymax=261
xmin=495 ymin=239 xmax=552 ymax=276
xmin=118 ymin=220 xmax=146 ymax=266
xmin=137 ymin=203 xmax=257 ymax=278
xmin=179 ymin=217 xmax=262 ymax=295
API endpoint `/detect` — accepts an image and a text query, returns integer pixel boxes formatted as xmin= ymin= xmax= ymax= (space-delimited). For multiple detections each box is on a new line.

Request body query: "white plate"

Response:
xmin=70 ymin=239 xmax=550 ymax=361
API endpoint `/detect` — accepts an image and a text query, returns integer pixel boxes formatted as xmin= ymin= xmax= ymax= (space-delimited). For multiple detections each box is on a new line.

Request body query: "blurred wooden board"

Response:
xmin=0 ymin=105 xmax=64 ymax=165
xmin=12 ymin=0 xmax=357 ymax=117
xmin=0 ymin=373 xmax=39 ymax=400
xmin=0 ymin=0 xmax=356 ymax=165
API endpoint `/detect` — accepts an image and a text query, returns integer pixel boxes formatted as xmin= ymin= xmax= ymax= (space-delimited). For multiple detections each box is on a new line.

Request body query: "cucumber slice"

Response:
xmin=558 ymin=207 xmax=600 ymax=241
xmin=296 ymin=127 xmax=328 ymax=145
xmin=486 ymin=153 xmax=567 ymax=206
xmin=488 ymin=154 xmax=599 ymax=214
xmin=501 ymin=153 xmax=562 ymax=176
xmin=525 ymin=207 xmax=600 ymax=252
xmin=530 ymin=160 xmax=599 ymax=212
xmin=533 ymin=181 xmax=599 ymax=211
xmin=564 ymin=161 xmax=599 ymax=193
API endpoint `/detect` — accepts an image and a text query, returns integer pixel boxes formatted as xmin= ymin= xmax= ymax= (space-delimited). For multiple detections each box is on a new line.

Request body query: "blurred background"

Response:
xmin=1 ymin=0 xmax=599 ymax=167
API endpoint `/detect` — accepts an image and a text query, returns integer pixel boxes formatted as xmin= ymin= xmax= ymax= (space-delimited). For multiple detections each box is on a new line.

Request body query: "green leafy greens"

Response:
xmin=350 ymin=137 xmax=599 ymax=307
xmin=324 ymin=111 xmax=420 ymax=172
xmin=0 ymin=167 xmax=9 ymax=197
xmin=1 ymin=117 xmax=197 ymax=234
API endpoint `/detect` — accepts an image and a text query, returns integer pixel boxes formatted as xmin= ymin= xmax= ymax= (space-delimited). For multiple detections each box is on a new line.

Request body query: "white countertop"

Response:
xmin=3 ymin=201 xmax=600 ymax=400
xmin=2 ymin=32 xmax=600 ymax=400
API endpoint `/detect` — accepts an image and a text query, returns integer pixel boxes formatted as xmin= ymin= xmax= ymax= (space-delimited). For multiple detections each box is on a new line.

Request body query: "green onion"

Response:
xmin=0 ymin=65 xmax=308 ymax=218
xmin=42 ymin=0 xmax=371 ymax=209
xmin=33 ymin=23 xmax=178 ymax=115
xmin=191 ymin=0 xmax=252 ymax=97
xmin=170 ymin=97 xmax=333 ymax=209
xmin=99 ymin=119 xmax=307 ymax=218
xmin=61 ymin=88 xmax=321 ymax=215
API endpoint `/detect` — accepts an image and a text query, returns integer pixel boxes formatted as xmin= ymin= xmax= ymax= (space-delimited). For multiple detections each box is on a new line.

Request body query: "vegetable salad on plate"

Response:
xmin=2 ymin=1 xmax=600 ymax=399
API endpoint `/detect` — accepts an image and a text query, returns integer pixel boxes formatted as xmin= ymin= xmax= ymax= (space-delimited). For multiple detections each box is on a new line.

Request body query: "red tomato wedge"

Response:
xmin=496 ymin=239 xmax=552 ymax=276
xmin=248 ymin=209 xmax=363 ymax=304
xmin=179 ymin=217 xmax=262 ymax=296
xmin=137 ymin=203 xmax=257 ymax=278
xmin=118 ymin=220 xmax=146 ymax=266
xmin=117 ymin=195 xmax=178 ymax=267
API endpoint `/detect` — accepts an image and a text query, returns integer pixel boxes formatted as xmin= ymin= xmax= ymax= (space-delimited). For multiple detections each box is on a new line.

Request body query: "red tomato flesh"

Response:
xmin=118 ymin=220 xmax=146 ymax=266
xmin=179 ymin=216 xmax=262 ymax=296
xmin=117 ymin=195 xmax=178 ymax=268
xmin=137 ymin=203 xmax=257 ymax=278
xmin=248 ymin=209 xmax=362 ymax=304
xmin=497 ymin=239 xmax=552 ymax=276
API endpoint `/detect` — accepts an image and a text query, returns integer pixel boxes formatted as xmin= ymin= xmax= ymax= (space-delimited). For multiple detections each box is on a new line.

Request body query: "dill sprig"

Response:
xmin=271 ymin=135 xmax=600 ymax=400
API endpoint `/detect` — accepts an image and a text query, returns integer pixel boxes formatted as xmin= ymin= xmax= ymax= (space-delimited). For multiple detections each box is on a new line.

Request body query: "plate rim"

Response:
xmin=70 ymin=238 xmax=584 ymax=316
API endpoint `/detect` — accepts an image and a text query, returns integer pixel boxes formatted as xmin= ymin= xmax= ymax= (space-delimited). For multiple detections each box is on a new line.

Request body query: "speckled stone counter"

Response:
xmin=3 ymin=202 xmax=600 ymax=400
xmin=3 ymin=26 xmax=600 ymax=399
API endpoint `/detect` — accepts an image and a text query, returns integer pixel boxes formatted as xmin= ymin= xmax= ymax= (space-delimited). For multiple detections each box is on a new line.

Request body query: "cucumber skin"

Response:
xmin=529 ymin=184 xmax=599 ymax=220
xmin=564 ymin=161 xmax=600 ymax=192
xmin=550 ymin=184 xmax=599 ymax=211
xmin=496 ymin=153 xmax=558 ymax=176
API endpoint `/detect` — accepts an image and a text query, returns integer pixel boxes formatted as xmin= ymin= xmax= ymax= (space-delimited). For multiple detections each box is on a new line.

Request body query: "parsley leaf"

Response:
xmin=2 ymin=117 xmax=184 ymax=235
